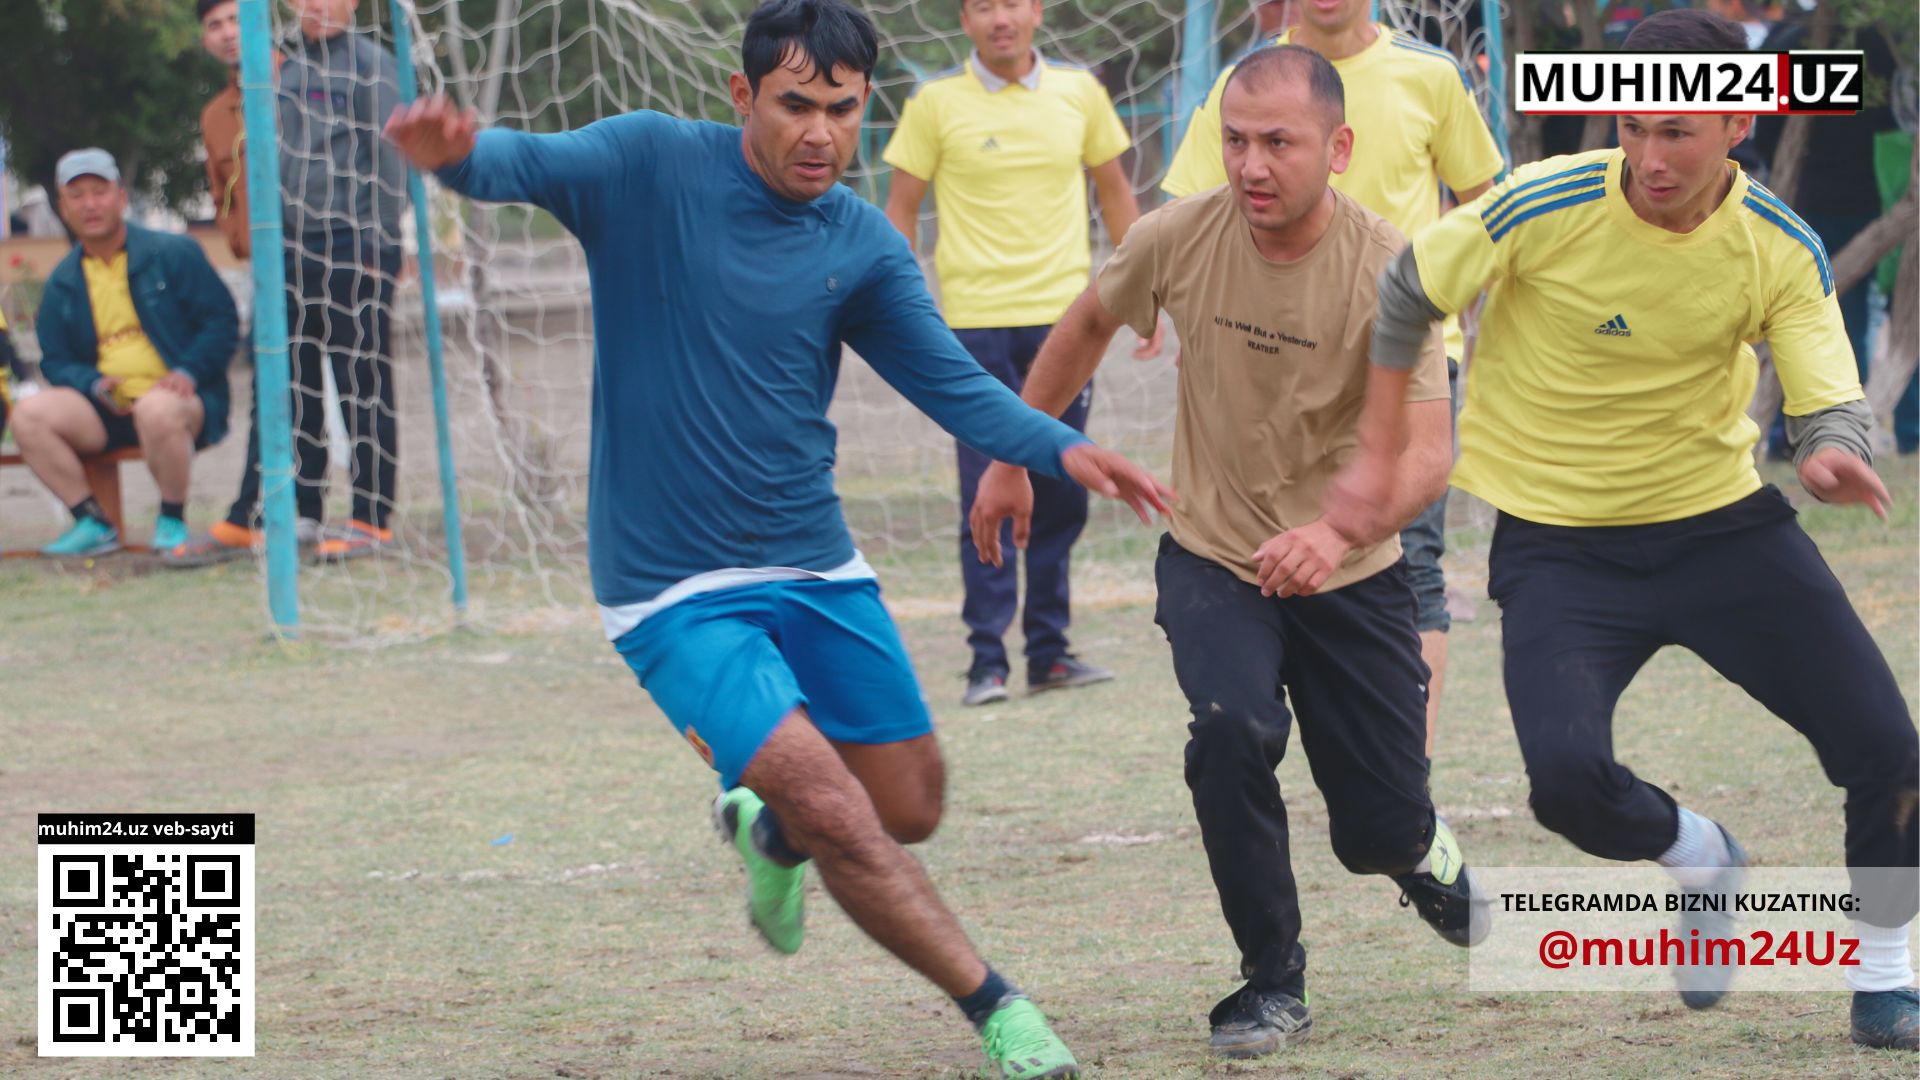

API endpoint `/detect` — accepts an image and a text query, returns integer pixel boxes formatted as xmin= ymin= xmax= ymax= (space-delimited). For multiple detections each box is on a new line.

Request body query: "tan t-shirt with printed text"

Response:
xmin=1097 ymin=186 xmax=1448 ymax=592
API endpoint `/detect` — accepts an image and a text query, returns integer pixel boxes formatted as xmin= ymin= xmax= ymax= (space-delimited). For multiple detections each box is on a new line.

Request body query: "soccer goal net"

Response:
xmin=245 ymin=0 xmax=1504 ymax=641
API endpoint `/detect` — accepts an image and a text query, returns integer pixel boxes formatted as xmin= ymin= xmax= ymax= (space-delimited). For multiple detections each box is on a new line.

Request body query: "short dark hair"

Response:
xmin=1223 ymin=45 xmax=1345 ymax=126
xmin=741 ymin=0 xmax=879 ymax=95
xmin=1621 ymin=8 xmax=1749 ymax=52
xmin=195 ymin=0 xmax=231 ymax=21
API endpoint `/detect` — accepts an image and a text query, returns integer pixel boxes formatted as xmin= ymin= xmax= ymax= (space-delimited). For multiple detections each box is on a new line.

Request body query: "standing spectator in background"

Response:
xmin=10 ymin=150 xmax=236 ymax=557
xmin=883 ymin=0 xmax=1154 ymax=707
xmin=279 ymin=0 xmax=407 ymax=559
xmin=164 ymin=0 xmax=298 ymax=566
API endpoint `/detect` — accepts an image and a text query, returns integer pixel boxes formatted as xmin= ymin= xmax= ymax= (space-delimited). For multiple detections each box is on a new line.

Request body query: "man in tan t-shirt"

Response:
xmin=971 ymin=46 xmax=1485 ymax=1059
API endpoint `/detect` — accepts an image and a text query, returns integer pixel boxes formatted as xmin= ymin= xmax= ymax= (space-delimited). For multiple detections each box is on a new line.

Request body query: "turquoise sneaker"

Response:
xmin=42 ymin=516 xmax=120 ymax=558
xmin=151 ymin=515 xmax=190 ymax=552
xmin=980 ymin=997 xmax=1079 ymax=1078
xmin=710 ymin=787 xmax=805 ymax=954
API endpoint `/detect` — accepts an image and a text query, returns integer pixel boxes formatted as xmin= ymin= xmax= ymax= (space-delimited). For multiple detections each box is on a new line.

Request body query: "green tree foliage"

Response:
xmin=0 ymin=0 xmax=223 ymax=212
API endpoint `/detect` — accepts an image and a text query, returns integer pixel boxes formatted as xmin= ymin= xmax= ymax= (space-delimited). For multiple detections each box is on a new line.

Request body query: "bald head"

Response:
xmin=1224 ymin=44 xmax=1344 ymax=132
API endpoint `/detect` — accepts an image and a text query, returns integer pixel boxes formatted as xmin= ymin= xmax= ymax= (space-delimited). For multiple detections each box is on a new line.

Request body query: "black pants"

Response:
xmin=1491 ymin=486 xmax=1919 ymax=925
xmin=229 ymin=241 xmax=400 ymax=529
xmin=1154 ymin=535 xmax=1436 ymax=994
xmin=954 ymin=325 xmax=1091 ymax=677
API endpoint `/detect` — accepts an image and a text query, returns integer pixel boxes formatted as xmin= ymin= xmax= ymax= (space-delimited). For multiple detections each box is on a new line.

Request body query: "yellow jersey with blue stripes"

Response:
xmin=882 ymin=57 xmax=1131 ymax=329
xmin=1413 ymin=148 xmax=1859 ymax=527
xmin=1162 ymin=26 xmax=1504 ymax=360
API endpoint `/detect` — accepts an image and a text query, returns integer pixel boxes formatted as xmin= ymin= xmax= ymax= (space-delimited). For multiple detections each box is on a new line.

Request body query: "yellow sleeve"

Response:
xmin=1093 ymin=208 xmax=1164 ymax=337
xmin=1160 ymin=65 xmax=1233 ymax=198
xmin=1429 ymin=66 xmax=1505 ymax=194
xmin=1766 ymin=244 xmax=1862 ymax=416
xmin=881 ymin=89 xmax=941 ymax=182
xmin=1409 ymin=187 xmax=1506 ymax=316
xmin=1081 ymin=77 xmax=1131 ymax=168
xmin=0 ymin=308 xmax=8 ymax=332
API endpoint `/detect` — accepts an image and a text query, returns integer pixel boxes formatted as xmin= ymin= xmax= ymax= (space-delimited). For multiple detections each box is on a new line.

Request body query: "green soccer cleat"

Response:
xmin=710 ymin=787 xmax=805 ymax=955
xmin=979 ymin=998 xmax=1079 ymax=1079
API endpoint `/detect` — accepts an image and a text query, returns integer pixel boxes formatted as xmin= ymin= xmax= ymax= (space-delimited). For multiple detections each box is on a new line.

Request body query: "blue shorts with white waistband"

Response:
xmin=613 ymin=576 xmax=934 ymax=789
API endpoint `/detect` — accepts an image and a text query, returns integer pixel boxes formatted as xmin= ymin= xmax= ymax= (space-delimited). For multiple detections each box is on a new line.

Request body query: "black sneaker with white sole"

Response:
xmin=1207 ymin=984 xmax=1312 ymax=1059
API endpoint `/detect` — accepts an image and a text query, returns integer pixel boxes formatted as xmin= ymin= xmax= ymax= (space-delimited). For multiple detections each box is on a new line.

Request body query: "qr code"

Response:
xmin=39 ymin=817 xmax=254 ymax=1057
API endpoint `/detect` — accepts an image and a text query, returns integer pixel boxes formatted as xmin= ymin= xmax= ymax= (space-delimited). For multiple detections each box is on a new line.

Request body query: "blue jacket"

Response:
xmin=37 ymin=224 xmax=237 ymax=445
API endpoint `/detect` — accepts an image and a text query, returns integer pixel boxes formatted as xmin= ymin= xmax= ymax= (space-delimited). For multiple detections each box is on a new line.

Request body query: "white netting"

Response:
xmin=215 ymin=0 xmax=1502 ymax=640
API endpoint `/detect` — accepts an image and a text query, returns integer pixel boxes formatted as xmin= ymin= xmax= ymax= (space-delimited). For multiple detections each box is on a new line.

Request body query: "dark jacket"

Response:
xmin=37 ymin=223 xmax=237 ymax=445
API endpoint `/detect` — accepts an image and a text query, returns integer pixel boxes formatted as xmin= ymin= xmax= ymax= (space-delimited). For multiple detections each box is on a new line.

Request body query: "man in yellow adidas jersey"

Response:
xmin=882 ymin=0 xmax=1152 ymax=706
xmin=10 ymin=149 xmax=236 ymax=558
xmin=971 ymin=47 xmax=1489 ymax=1058
xmin=1163 ymin=0 xmax=1505 ymax=749
xmin=1340 ymin=10 xmax=1917 ymax=1048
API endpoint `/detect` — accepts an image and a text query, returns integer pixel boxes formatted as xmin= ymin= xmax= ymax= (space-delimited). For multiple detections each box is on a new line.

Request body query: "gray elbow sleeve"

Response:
xmin=1374 ymin=246 xmax=1446 ymax=371
xmin=1786 ymin=398 xmax=1874 ymax=469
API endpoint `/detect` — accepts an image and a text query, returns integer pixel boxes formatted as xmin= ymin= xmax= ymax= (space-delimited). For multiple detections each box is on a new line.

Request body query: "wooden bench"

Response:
xmin=1 ymin=446 xmax=145 ymax=555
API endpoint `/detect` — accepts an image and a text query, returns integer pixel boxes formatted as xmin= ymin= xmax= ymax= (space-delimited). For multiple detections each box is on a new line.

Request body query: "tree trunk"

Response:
xmin=1765 ymin=3 xmax=1836 ymax=206
xmin=1574 ymin=0 xmax=1610 ymax=151
xmin=1506 ymin=0 xmax=1545 ymax=167
xmin=1863 ymin=241 xmax=1917 ymax=438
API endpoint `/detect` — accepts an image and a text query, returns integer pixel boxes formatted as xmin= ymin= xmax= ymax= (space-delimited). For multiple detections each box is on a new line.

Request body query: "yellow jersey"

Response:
xmin=883 ymin=55 xmax=1131 ymax=329
xmin=82 ymin=250 xmax=169 ymax=405
xmin=1412 ymin=149 xmax=1859 ymax=526
xmin=1162 ymin=26 xmax=1505 ymax=358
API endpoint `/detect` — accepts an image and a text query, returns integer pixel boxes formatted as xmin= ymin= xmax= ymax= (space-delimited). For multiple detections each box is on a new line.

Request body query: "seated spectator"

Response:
xmin=10 ymin=149 xmax=235 ymax=557
xmin=0 ymin=308 xmax=20 ymax=443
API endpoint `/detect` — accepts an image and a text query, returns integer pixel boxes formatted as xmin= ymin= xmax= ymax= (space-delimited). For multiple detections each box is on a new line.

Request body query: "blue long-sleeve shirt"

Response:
xmin=436 ymin=112 xmax=1089 ymax=608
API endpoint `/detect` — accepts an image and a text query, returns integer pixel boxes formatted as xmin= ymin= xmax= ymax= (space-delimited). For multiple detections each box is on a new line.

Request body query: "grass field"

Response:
xmin=0 ymin=456 xmax=1914 ymax=1078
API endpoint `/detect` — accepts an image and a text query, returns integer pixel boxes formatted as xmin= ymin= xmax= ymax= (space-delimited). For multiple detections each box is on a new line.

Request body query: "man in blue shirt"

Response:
xmin=386 ymin=2 xmax=1167 ymax=1075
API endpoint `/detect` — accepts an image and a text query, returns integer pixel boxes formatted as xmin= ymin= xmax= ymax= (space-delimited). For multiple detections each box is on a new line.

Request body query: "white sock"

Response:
xmin=1844 ymin=919 xmax=1916 ymax=993
xmin=1657 ymin=808 xmax=1732 ymax=888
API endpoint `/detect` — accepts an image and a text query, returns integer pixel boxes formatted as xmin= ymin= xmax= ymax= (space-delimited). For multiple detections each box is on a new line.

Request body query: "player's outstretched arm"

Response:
xmin=384 ymin=95 xmax=477 ymax=172
xmin=1258 ymin=398 xmax=1451 ymax=597
xmin=969 ymin=284 xmax=1131 ymax=567
xmin=1800 ymin=446 xmax=1892 ymax=520
xmin=1326 ymin=243 xmax=1456 ymax=544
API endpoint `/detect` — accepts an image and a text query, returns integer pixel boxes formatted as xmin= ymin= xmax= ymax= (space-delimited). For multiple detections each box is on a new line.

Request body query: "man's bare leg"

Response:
xmin=742 ymin=712 xmax=982 ymax=996
xmin=833 ymin=733 xmax=946 ymax=845
xmin=11 ymin=388 xmax=108 ymax=505
xmin=131 ymin=389 xmax=204 ymax=505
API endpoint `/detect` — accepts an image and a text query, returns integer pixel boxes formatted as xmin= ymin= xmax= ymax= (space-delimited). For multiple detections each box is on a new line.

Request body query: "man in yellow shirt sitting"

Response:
xmin=9 ymin=149 xmax=237 ymax=557
xmin=882 ymin=0 xmax=1155 ymax=705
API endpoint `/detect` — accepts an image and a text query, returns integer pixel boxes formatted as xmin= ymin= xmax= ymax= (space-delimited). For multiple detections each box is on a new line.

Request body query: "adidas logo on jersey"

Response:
xmin=979 ymin=136 xmax=1000 ymax=151
xmin=1594 ymin=314 xmax=1631 ymax=337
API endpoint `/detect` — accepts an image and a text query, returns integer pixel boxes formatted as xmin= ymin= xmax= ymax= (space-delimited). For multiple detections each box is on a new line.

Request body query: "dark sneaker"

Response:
xmin=1851 ymin=987 xmax=1919 ymax=1050
xmin=1675 ymin=825 xmax=1749 ymax=1010
xmin=1027 ymin=656 xmax=1114 ymax=694
xmin=962 ymin=669 xmax=1010 ymax=707
xmin=1392 ymin=817 xmax=1491 ymax=947
xmin=1207 ymin=985 xmax=1311 ymax=1059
